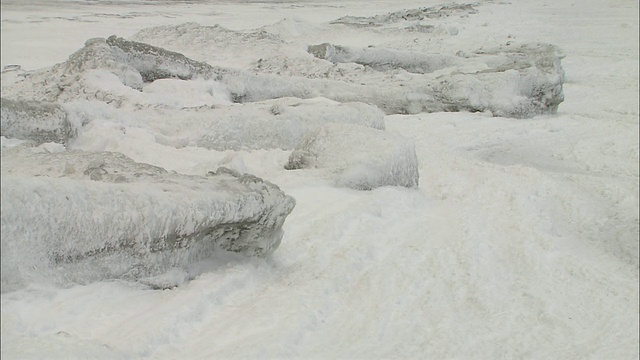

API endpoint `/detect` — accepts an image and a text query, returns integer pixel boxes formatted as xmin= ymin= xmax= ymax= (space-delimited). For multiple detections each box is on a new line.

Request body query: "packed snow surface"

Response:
xmin=1 ymin=0 xmax=638 ymax=359
xmin=286 ymin=123 xmax=419 ymax=190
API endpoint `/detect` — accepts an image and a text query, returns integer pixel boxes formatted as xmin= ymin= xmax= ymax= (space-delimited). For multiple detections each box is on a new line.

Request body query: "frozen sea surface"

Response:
xmin=1 ymin=0 xmax=638 ymax=358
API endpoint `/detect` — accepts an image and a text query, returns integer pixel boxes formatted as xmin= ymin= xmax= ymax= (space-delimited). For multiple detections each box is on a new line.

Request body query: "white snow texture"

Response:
xmin=0 ymin=0 xmax=637 ymax=359
xmin=286 ymin=123 xmax=419 ymax=190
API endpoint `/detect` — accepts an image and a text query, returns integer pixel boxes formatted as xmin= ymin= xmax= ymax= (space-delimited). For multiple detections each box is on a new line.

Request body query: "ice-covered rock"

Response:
xmin=285 ymin=123 xmax=419 ymax=190
xmin=0 ymin=147 xmax=295 ymax=292
xmin=0 ymin=97 xmax=78 ymax=145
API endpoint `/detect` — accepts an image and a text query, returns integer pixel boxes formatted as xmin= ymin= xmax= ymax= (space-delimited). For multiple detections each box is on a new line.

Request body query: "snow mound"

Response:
xmin=1 ymin=98 xmax=78 ymax=145
xmin=259 ymin=17 xmax=328 ymax=39
xmin=66 ymin=97 xmax=384 ymax=151
xmin=188 ymin=98 xmax=385 ymax=151
xmin=285 ymin=123 xmax=419 ymax=190
xmin=1 ymin=36 xmax=221 ymax=104
xmin=131 ymin=22 xmax=287 ymax=69
xmin=0 ymin=330 xmax=130 ymax=360
xmin=141 ymin=78 xmax=233 ymax=107
xmin=0 ymin=147 xmax=296 ymax=292
xmin=0 ymin=35 xmax=315 ymax=109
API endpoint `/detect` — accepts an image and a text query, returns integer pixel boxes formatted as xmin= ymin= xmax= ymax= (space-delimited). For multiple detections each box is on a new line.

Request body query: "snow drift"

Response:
xmin=2 ymin=87 xmax=385 ymax=152
xmin=59 ymin=97 xmax=386 ymax=151
xmin=177 ymin=98 xmax=385 ymax=151
xmin=285 ymin=123 xmax=419 ymax=190
xmin=0 ymin=146 xmax=295 ymax=292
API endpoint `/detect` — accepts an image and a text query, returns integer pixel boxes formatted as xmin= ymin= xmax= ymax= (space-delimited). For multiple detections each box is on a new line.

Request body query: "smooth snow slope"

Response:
xmin=1 ymin=0 xmax=639 ymax=359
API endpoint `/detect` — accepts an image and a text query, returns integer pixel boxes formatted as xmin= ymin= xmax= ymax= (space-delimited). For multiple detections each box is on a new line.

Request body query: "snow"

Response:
xmin=286 ymin=123 xmax=419 ymax=190
xmin=2 ymin=16 xmax=563 ymax=117
xmin=1 ymin=0 xmax=638 ymax=358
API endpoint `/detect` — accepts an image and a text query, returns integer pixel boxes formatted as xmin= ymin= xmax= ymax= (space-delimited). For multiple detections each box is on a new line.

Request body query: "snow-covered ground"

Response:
xmin=1 ymin=0 xmax=638 ymax=358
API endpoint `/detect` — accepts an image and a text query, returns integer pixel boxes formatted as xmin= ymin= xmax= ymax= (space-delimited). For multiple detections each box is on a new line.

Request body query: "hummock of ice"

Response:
xmin=181 ymin=98 xmax=385 ymax=151
xmin=2 ymin=29 xmax=564 ymax=118
xmin=285 ymin=123 xmax=419 ymax=190
xmin=131 ymin=22 xmax=565 ymax=117
xmin=67 ymin=98 xmax=384 ymax=151
xmin=0 ymin=36 xmax=221 ymax=104
xmin=0 ymin=146 xmax=295 ymax=292
xmin=308 ymin=41 xmax=565 ymax=117
xmin=0 ymin=98 xmax=78 ymax=145
xmin=330 ymin=3 xmax=479 ymax=26
xmin=63 ymin=97 xmax=385 ymax=151
xmin=308 ymin=43 xmax=460 ymax=74
xmin=132 ymin=22 xmax=286 ymax=69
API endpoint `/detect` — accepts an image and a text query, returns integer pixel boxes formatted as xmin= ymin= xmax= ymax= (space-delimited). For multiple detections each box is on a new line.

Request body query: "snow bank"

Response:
xmin=188 ymin=98 xmax=385 ymax=151
xmin=285 ymin=123 xmax=419 ymax=190
xmin=0 ymin=98 xmax=78 ymax=145
xmin=0 ymin=147 xmax=295 ymax=292
xmin=66 ymin=97 xmax=384 ymax=151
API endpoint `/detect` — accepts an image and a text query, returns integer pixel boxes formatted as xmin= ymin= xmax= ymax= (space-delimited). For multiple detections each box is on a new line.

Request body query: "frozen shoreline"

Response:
xmin=1 ymin=0 xmax=638 ymax=358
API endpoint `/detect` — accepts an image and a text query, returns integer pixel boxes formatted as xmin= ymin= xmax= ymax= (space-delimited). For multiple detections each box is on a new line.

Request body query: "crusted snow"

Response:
xmin=286 ymin=123 xmax=419 ymax=190
xmin=0 ymin=0 xmax=638 ymax=359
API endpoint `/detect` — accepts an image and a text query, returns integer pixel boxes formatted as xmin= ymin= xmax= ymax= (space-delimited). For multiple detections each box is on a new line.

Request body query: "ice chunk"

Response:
xmin=1 ymin=35 xmax=564 ymax=118
xmin=0 ymin=97 xmax=77 ymax=145
xmin=227 ymin=40 xmax=565 ymax=117
xmin=308 ymin=43 xmax=459 ymax=74
xmin=306 ymin=41 xmax=565 ymax=117
xmin=330 ymin=4 xmax=479 ymax=27
xmin=285 ymin=123 xmax=419 ymax=190
xmin=67 ymin=98 xmax=385 ymax=151
xmin=1 ymin=36 xmax=221 ymax=103
xmin=0 ymin=147 xmax=295 ymax=292
xmin=188 ymin=99 xmax=385 ymax=150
